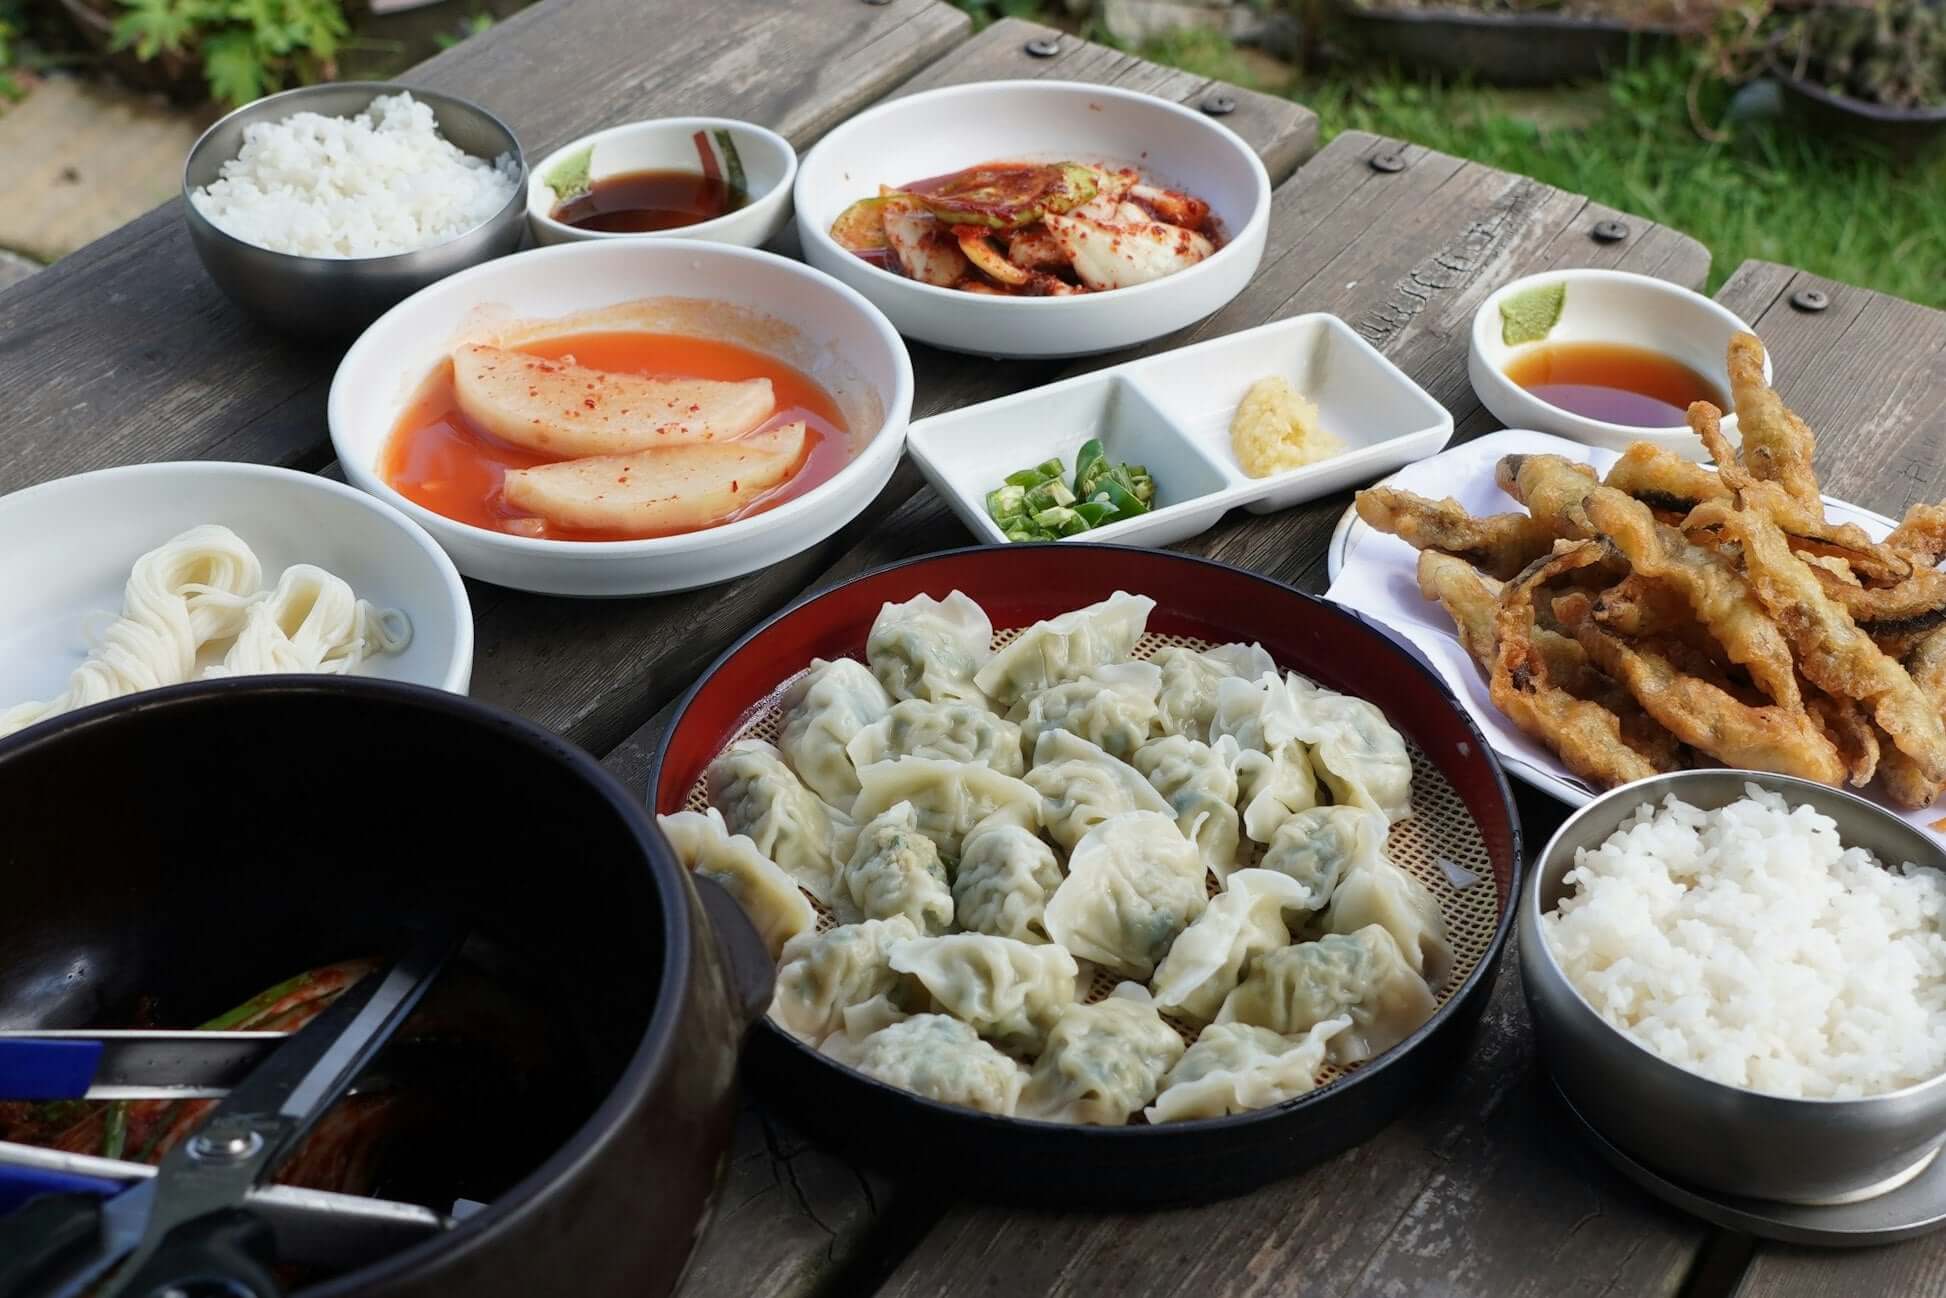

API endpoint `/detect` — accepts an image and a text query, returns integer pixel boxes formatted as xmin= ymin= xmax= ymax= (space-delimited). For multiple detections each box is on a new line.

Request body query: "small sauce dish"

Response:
xmin=526 ymin=117 xmax=797 ymax=249
xmin=1468 ymin=268 xmax=1769 ymax=461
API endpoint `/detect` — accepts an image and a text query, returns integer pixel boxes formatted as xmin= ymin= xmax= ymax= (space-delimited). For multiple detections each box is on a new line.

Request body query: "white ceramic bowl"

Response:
xmin=1468 ymin=269 xmax=1769 ymax=461
xmin=794 ymin=80 xmax=1272 ymax=359
xmin=909 ymin=313 xmax=1452 ymax=548
xmin=328 ymin=240 xmax=913 ymax=597
xmin=0 ymin=461 xmax=473 ymax=720
xmin=526 ymin=117 xmax=796 ymax=248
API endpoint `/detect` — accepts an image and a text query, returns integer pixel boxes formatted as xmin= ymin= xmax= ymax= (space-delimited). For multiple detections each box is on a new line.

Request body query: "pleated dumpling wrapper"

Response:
xmin=451 ymin=343 xmax=775 ymax=457
xmin=502 ymin=421 xmax=807 ymax=534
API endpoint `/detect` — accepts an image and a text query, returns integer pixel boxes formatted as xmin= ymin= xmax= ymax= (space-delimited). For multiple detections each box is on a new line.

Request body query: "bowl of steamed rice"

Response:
xmin=1520 ymin=769 xmax=1946 ymax=1206
xmin=182 ymin=82 xmax=526 ymax=336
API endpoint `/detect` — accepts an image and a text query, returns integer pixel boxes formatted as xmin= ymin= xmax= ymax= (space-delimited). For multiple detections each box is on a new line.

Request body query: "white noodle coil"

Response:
xmin=0 ymin=524 xmax=410 ymax=739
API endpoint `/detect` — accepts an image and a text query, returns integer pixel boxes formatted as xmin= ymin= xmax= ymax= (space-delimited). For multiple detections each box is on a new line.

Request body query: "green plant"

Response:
xmin=433 ymin=10 xmax=494 ymax=51
xmin=109 ymin=0 xmax=348 ymax=105
xmin=1705 ymin=0 xmax=1946 ymax=109
xmin=948 ymin=0 xmax=1054 ymax=31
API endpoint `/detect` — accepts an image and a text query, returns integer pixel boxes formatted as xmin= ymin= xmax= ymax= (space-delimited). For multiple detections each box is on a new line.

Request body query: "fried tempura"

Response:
xmin=1357 ymin=488 xmax=1561 ymax=580
xmin=1690 ymin=401 xmax=1911 ymax=585
xmin=1604 ymin=441 xmax=1732 ymax=515
xmin=1807 ymin=691 xmax=1882 ymax=787
xmin=1728 ymin=332 xmax=1823 ymax=510
xmin=1578 ymin=488 xmax=1804 ymax=713
xmin=1569 ymin=617 xmax=1845 ymax=784
xmin=1588 ymin=572 xmax=1692 ymax=639
xmin=1488 ymin=545 xmax=1667 ymax=789
xmin=1495 ymin=454 xmax=1599 ymax=536
xmin=1888 ymin=503 xmax=1946 ymax=567
xmin=1881 ymin=629 xmax=1946 ymax=808
xmin=1690 ymin=500 xmax=1946 ymax=787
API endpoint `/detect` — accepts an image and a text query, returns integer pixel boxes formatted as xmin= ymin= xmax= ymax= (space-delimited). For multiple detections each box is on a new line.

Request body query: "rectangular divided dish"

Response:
xmin=907 ymin=314 xmax=1454 ymax=547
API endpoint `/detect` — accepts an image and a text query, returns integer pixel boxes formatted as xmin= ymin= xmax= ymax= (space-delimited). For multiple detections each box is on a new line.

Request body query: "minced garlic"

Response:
xmin=1229 ymin=376 xmax=1343 ymax=478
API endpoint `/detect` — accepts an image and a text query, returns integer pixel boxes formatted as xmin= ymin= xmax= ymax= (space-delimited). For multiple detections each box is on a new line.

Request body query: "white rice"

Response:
xmin=189 ymin=92 xmax=519 ymax=259
xmin=1543 ymin=785 xmax=1946 ymax=1099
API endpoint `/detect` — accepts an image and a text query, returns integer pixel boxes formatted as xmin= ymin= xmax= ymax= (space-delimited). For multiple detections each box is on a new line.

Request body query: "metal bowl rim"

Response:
xmin=1526 ymin=766 xmax=1946 ymax=1110
xmin=180 ymin=80 xmax=529 ymax=268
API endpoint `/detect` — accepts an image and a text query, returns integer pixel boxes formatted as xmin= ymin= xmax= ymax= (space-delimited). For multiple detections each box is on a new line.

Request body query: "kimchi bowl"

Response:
xmin=327 ymin=239 xmax=913 ymax=598
xmin=794 ymin=80 xmax=1272 ymax=359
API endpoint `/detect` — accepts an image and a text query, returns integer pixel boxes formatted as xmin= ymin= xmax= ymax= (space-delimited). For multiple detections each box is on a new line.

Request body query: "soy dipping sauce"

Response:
xmin=550 ymin=168 xmax=748 ymax=234
xmin=1505 ymin=341 xmax=1726 ymax=428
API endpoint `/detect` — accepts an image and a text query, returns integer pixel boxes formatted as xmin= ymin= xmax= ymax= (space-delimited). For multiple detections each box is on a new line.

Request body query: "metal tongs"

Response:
xmin=0 ymin=925 xmax=460 ymax=1298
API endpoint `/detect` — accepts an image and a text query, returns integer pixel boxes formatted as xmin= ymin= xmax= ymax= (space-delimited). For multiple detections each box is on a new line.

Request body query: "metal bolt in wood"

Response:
xmin=1592 ymin=219 xmax=1629 ymax=243
xmin=1201 ymin=94 xmax=1237 ymax=117
xmin=1024 ymin=36 xmax=1060 ymax=57
xmin=1370 ymin=153 xmax=1407 ymax=173
xmin=1792 ymin=288 xmax=1831 ymax=313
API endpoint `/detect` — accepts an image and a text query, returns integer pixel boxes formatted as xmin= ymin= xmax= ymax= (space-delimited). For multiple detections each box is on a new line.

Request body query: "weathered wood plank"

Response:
xmin=1714 ymin=261 xmax=1946 ymax=518
xmin=444 ymin=27 xmax=1316 ymax=755
xmin=0 ymin=0 xmax=972 ymax=493
xmin=1735 ymin=1242 xmax=1946 ymax=1298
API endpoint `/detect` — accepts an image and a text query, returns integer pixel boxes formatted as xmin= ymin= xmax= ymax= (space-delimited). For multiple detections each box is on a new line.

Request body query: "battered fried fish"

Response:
xmin=1806 ymin=691 xmax=1882 ymax=788
xmin=1494 ymin=454 xmax=1599 ymax=536
xmin=1357 ymin=487 xmax=1561 ymax=579
xmin=1488 ymin=545 xmax=1668 ymax=789
xmin=1569 ymin=618 xmax=1845 ymax=785
xmin=1689 ymin=500 xmax=1946 ymax=787
xmin=1576 ymin=487 xmax=1805 ymax=713
xmin=1690 ymin=401 xmax=1911 ymax=585
xmin=1728 ymin=332 xmax=1823 ymax=510
xmin=1888 ymin=503 xmax=1946 ymax=567
xmin=1880 ymin=628 xmax=1946 ymax=809
xmin=1603 ymin=441 xmax=1732 ymax=516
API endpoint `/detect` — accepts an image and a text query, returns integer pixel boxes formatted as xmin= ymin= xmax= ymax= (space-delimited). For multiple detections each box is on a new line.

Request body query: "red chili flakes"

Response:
xmin=583 ymin=397 xmax=597 ymax=409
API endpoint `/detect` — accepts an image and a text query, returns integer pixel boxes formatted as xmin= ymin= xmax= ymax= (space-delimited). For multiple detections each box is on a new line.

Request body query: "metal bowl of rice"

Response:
xmin=182 ymin=81 xmax=527 ymax=337
xmin=1520 ymin=769 xmax=1946 ymax=1206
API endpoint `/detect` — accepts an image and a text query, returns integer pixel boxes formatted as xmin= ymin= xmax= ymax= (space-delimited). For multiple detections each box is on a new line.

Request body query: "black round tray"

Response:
xmin=1333 ymin=2 xmax=1681 ymax=86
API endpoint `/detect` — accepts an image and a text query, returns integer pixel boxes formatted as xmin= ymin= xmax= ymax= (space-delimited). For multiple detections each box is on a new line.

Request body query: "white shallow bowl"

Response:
xmin=329 ymin=239 xmax=913 ymax=597
xmin=1469 ymin=269 xmax=1769 ymax=462
xmin=0 ymin=462 xmax=473 ymax=719
xmin=526 ymin=117 xmax=797 ymax=248
xmin=794 ymin=79 xmax=1272 ymax=359
xmin=910 ymin=313 xmax=1452 ymax=548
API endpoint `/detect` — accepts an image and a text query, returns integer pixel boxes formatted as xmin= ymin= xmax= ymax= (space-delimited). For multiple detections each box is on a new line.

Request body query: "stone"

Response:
xmin=1099 ymin=0 xmax=1235 ymax=47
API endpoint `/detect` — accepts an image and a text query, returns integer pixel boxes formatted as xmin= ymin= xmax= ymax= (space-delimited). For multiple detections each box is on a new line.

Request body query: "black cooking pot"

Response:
xmin=0 ymin=677 xmax=771 ymax=1297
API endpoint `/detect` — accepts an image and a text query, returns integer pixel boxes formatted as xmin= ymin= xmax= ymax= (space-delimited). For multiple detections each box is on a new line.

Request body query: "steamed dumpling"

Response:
xmin=707 ymin=739 xmax=851 ymax=903
xmin=1259 ymin=806 xmax=1389 ymax=910
xmin=771 ymin=916 xmax=924 ymax=1045
xmin=1025 ymin=728 xmax=1173 ymax=853
xmin=954 ymin=815 xmax=1064 ymax=943
xmin=1019 ymin=984 xmax=1186 ymax=1125
xmin=657 ymin=807 xmax=814 ymax=959
xmin=973 ymin=592 xmax=1156 ymax=708
xmin=1322 ymin=857 xmax=1453 ymax=986
xmin=1010 ymin=661 xmax=1161 ymax=761
xmin=1287 ymin=675 xmax=1414 ymax=823
xmin=822 ymin=1014 xmax=1027 ymax=1116
xmin=1154 ymin=642 xmax=1279 ymax=743
xmin=1145 ymin=1017 xmax=1349 ymax=1123
xmin=835 ymin=801 xmax=955 ymax=934
xmin=847 ymin=698 xmax=1025 ymax=777
xmin=1216 ymin=924 xmax=1435 ymax=1066
xmin=1210 ymin=672 xmax=1319 ymax=843
xmin=779 ymin=657 xmax=892 ymax=807
xmin=851 ymin=757 xmax=1040 ymax=860
xmin=1148 ymin=869 xmax=1312 ymax=1025
xmin=888 ymin=932 xmax=1078 ymax=1055
xmin=1043 ymin=810 xmax=1207 ymax=979
xmin=866 ymin=591 xmax=994 ymax=707
xmin=1133 ymin=733 xmax=1242 ymax=883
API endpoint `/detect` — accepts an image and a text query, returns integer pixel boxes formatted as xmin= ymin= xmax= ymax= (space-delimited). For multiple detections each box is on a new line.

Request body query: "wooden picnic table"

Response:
xmin=5 ymin=2 xmax=1946 ymax=1294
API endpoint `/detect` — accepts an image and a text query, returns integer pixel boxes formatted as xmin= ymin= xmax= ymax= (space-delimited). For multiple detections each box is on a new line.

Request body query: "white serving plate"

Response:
xmin=328 ymin=239 xmax=913 ymax=597
xmin=0 ymin=461 xmax=473 ymax=719
xmin=526 ymin=116 xmax=797 ymax=249
xmin=909 ymin=313 xmax=1453 ymax=547
xmin=1320 ymin=428 xmax=1941 ymax=831
xmin=1469 ymin=269 xmax=1767 ymax=462
xmin=793 ymin=79 xmax=1271 ymax=359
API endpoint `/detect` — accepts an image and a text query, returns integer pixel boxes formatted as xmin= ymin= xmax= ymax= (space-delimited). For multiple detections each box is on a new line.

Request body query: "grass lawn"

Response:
xmin=1137 ymin=29 xmax=1946 ymax=308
